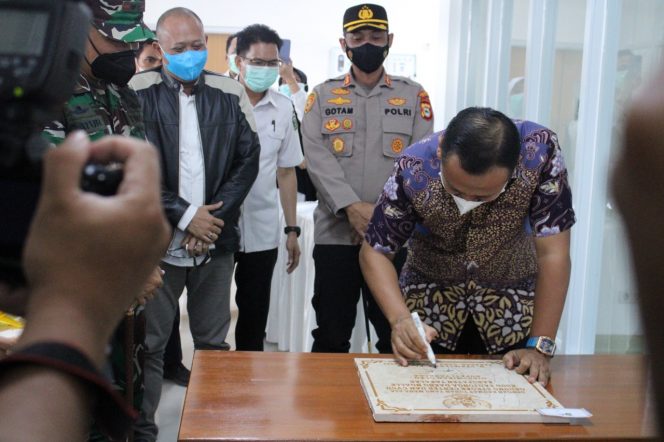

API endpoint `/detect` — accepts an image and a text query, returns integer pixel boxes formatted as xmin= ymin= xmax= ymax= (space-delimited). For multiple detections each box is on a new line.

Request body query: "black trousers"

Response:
xmin=234 ymin=248 xmax=279 ymax=351
xmin=311 ymin=244 xmax=405 ymax=354
xmin=162 ymin=305 xmax=182 ymax=369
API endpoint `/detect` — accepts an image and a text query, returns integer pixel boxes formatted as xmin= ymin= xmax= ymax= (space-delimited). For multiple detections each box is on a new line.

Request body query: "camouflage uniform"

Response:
xmin=42 ymin=74 xmax=145 ymax=144
xmin=41 ymin=1 xmax=154 ymax=441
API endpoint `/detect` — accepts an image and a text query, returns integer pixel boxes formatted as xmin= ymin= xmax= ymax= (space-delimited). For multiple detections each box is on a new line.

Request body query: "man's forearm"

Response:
xmin=359 ymin=242 xmax=409 ymax=325
xmin=0 ymin=365 xmax=91 ymax=442
xmin=531 ymin=251 xmax=571 ymax=338
xmin=277 ymin=167 xmax=298 ymax=227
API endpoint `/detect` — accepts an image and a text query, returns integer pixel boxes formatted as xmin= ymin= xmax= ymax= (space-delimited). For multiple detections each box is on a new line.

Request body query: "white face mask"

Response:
xmin=451 ymin=194 xmax=486 ymax=215
xmin=439 ymin=171 xmax=507 ymax=215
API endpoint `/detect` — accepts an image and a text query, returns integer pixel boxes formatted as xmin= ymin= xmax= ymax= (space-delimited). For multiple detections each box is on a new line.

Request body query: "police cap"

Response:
xmin=343 ymin=4 xmax=389 ymax=33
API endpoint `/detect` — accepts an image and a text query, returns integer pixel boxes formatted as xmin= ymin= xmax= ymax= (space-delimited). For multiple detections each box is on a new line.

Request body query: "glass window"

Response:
xmin=595 ymin=0 xmax=664 ymax=354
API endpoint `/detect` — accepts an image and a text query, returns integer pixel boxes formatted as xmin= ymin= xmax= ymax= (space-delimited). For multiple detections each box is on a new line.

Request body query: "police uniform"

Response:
xmin=41 ymin=2 xmax=154 ymax=441
xmin=302 ymin=3 xmax=434 ymax=353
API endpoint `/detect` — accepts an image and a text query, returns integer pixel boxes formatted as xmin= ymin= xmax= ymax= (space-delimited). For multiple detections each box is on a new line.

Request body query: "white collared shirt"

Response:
xmin=239 ymin=88 xmax=303 ymax=252
xmin=163 ymin=87 xmax=206 ymax=267
xmin=290 ymin=88 xmax=307 ymax=122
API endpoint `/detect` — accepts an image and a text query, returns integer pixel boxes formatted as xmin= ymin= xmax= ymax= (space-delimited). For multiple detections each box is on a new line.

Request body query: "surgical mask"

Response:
xmin=162 ymin=48 xmax=208 ymax=82
xmin=278 ymin=83 xmax=306 ymax=97
xmin=440 ymin=171 xmax=506 ymax=215
xmin=228 ymin=53 xmax=240 ymax=75
xmin=243 ymin=65 xmax=279 ymax=93
xmin=87 ymin=38 xmax=136 ymax=87
xmin=345 ymin=42 xmax=389 ymax=74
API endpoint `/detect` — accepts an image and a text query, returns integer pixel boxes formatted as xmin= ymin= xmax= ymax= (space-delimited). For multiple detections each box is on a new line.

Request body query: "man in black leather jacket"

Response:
xmin=129 ymin=7 xmax=260 ymax=441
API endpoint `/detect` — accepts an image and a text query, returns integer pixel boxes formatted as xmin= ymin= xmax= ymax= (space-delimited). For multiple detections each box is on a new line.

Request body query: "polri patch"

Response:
xmin=331 ymin=87 xmax=351 ymax=95
xmin=328 ymin=97 xmax=352 ymax=105
xmin=332 ymin=137 xmax=345 ymax=153
xmin=325 ymin=118 xmax=341 ymax=132
xmin=305 ymin=92 xmax=317 ymax=114
xmin=391 ymin=138 xmax=404 ymax=153
xmin=388 ymin=97 xmax=406 ymax=106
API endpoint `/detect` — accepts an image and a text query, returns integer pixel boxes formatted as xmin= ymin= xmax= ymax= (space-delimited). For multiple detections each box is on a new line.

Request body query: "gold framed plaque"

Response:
xmin=355 ymin=358 xmax=575 ymax=423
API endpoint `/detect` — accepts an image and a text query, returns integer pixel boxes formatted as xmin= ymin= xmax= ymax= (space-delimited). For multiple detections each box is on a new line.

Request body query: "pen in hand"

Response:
xmin=411 ymin=312 xmax=437 ymax=368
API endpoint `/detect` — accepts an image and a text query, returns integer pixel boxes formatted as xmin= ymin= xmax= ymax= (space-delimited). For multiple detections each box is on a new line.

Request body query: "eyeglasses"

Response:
xmin=240 ymin=56 xmax=282 ymax=68
xmin=166 ymin=246 xmax=211 ymax=268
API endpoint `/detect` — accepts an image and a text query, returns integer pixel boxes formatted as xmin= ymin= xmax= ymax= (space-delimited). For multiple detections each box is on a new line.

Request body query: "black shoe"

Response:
xmin=163 ymin=362 xmax=191 ymax=386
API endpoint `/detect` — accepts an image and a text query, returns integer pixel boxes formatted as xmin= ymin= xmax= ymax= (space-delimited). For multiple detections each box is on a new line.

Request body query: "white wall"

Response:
xmin=146 ymin=0 xmax=449 ymax=130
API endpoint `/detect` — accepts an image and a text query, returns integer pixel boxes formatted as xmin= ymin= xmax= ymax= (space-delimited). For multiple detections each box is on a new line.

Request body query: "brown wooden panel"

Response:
xmin=179 ymin=352 xmax=657 ymax=441
xmin=204 ymin=33 xmax=230 ymax=75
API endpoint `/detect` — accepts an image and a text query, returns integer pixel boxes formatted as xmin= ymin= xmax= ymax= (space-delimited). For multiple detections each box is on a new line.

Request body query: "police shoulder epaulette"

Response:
xmin=388 ymin=75 xmax=421 ymax=87
xmin=323 ymin=74 xmax=347 ymax=84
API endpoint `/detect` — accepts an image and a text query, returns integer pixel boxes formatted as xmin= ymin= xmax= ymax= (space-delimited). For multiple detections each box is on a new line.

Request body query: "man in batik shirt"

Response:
xmin=360 ymin=107 xmax=575 ymax=387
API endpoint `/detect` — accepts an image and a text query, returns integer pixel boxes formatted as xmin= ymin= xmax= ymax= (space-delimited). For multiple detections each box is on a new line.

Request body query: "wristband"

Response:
xmin=0 ymin=342 xmax=136 ymax=440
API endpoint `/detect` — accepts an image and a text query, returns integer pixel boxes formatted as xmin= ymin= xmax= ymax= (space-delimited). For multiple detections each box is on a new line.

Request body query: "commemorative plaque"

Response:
xmin=355 ymin=358 xmax=575 ymax=423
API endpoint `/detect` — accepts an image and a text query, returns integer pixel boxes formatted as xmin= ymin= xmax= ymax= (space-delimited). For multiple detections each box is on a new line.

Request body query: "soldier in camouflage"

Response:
xmin=41 ymin=1 xmax=157 ymax=441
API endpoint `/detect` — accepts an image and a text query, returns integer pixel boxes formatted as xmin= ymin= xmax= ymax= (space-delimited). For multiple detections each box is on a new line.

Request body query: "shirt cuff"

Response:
xmin=177 ymin=204 xmax=198 ymax=231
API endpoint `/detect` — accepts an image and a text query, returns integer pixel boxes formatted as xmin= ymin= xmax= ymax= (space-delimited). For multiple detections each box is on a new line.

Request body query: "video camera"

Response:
xmin=0 ymin=0 xmax=120 ymax=285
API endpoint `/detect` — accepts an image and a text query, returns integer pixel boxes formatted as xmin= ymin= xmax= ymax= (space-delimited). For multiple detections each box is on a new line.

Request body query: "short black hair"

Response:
xmin=441 ymin=107 xmax=521 ymax=175
xmin=278 ymin=67 xmax=308 ymax=85
xmin=225 ymin=33 xmax=237 ymax=54
xmin=235 ymin=24 xmax=282 ymax=57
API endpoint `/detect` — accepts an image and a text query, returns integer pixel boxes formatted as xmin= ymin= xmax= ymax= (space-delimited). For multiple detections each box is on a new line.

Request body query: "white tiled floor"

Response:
xmin=155 ymin=291 xmax=279 ymax=442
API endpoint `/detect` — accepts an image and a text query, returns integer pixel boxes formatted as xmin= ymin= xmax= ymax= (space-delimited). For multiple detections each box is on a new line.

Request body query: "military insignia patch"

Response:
xmin=331 ymin=88 xmax=351 ymax=95
xmin=391 ymin=138 xmax=404 ymax=154
xmin=325 ymin=118 xmax=341 ymax=132
xmin=342 ymin=118 xmax=353 ymax=130
xmin=328 ymin=97 xmax=352 ymax=105
xmin=387 ymin=97 xmax=407 ymax=106
xmin=419 ymin=90 xmax=433 ymax=121
xmin=305 ymin=92 xmax=317 ymax=114
xmin=332 ymin=137 xmax=345 ymax=153
xmin=359 ymin=5 xmax=374 ymax=19
xmin=344 ymin=74 xmax=352 ymax=87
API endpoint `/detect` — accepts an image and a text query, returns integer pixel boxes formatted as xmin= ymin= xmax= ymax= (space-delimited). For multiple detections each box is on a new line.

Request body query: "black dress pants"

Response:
xmin=162 ymin=305 xmax=183 ymax=369
xmin=234 ymin=248 xmax=279 ymax=351
xmin=311 ymin=244 xmax=405 ymax=354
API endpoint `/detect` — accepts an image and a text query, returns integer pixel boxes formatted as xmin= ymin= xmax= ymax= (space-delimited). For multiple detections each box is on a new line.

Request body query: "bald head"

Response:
xmin=156 ymin=7 xmax=206 ymax=55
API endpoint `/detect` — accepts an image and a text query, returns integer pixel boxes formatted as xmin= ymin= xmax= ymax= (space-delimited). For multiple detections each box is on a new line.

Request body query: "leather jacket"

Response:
xmin=130 ymin=69 xmax=260 ymax=253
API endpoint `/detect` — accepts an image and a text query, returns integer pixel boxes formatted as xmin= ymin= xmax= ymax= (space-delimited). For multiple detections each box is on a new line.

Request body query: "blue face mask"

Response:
xmin=243 ymin=65 xmax=279 ymax=93
xmin=278 ymin=83 xmax=306 ymax=97
xmin=162 ymin=48 xmax=208 ymax=82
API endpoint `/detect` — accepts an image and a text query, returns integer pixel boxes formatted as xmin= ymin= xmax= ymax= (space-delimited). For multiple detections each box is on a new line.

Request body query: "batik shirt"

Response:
xmin=365 ymin=121 xmax=575 ymax=353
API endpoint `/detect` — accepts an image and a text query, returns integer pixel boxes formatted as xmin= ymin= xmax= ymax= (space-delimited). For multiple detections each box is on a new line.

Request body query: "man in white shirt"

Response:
xmin=233 ymin=24 xmax=303 ymax=351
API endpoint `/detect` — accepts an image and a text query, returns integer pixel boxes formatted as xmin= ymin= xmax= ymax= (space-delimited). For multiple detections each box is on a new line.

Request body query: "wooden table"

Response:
xmin=178 ymin=352 xmax=657 ymax=441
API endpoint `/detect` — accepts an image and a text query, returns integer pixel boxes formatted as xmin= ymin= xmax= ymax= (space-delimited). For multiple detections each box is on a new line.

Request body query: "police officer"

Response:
xmin=302 ymin=3 xmax=434 ymax=354
xmin=41 ymin=2 xmax=158 ymax=441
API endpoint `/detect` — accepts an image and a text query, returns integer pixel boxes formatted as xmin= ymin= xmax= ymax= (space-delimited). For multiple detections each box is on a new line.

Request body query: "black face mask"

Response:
xmin=346 ymin=42 xmax=389 ymax=74
xmin=87 ymin=38 xmax=136 ymax=87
